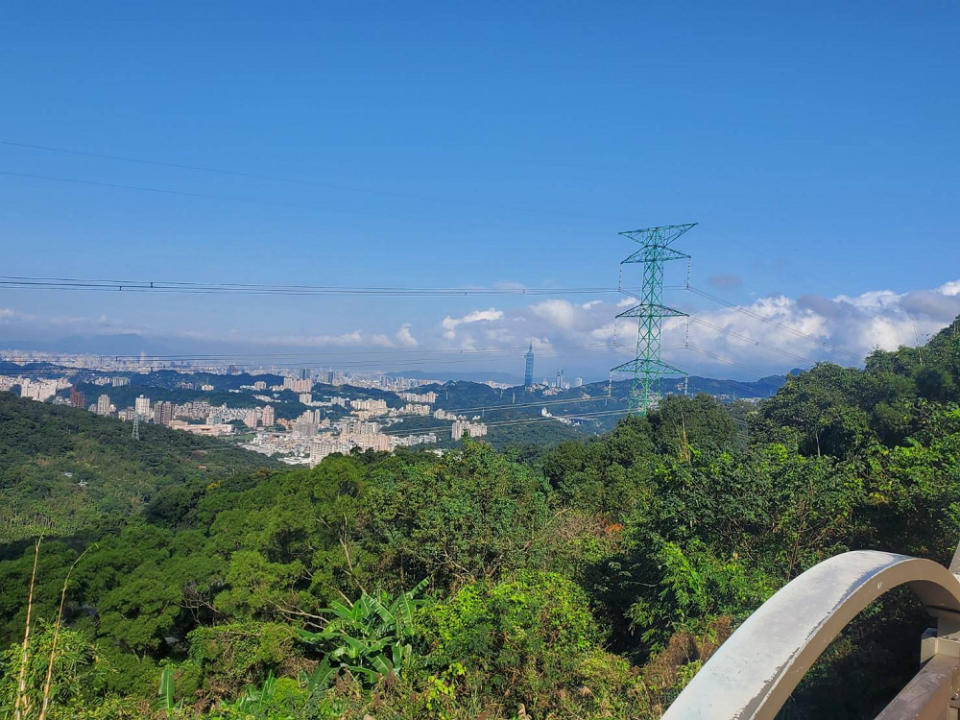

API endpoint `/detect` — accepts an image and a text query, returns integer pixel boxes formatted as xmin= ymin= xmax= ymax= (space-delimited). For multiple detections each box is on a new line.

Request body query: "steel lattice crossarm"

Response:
xmin=610 ymin=357 xmax=687 ymax=377
xmin=619 ymin=222 xmax=696 ymax=245
xmin=620 ymin=244 xmax=691 ymax=265
xmin=615 ymin=303 xmax=688 ymax=319
xmin=619 ymin=223 xmax=696 ymax=263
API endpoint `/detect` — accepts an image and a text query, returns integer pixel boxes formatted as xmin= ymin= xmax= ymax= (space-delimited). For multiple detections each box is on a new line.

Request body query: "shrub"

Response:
xmin=418 ymin=571 xmax=601 ymax=715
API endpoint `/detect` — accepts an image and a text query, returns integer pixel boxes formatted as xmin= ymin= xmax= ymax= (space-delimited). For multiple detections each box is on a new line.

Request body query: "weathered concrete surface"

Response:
xmin=873 ymin=653 xmax=960 ymax=720
xmin=662 ymin=551 xmax=960 ymax=720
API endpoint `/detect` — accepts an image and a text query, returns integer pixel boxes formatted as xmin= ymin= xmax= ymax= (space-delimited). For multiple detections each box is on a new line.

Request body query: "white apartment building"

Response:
xmin=401 ymin=403 xmax=431 ymax=416
xmin=350 ymin=398 xmax=388 ymax=414
xmin=400 ymin=391 xmax=438 ymax=404
xmin=310 ymin=437 xmax=355 ymax=466
xmin=96 ymin=394 xmax=112 ymax=416
xmin=451 ymin=420 xmax=487 ymax=440
xmin=261 ymin=405 xmax=275 ymax=427
xmin=283 ymin=377 xmax=312 ymax=394
xmin=18 ymin=379 xmax=60 ymax=402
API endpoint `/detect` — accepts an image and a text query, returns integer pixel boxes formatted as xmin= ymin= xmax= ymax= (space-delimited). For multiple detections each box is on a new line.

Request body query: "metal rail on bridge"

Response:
xmin=662 ymin=550 xmax=960 ymax=720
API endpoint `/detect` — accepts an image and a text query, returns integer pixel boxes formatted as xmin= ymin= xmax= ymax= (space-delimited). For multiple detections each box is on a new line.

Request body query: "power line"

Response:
xmin=0 ymin=275 xmax=622 ymax=298
xmin=437 ymin=394 xmax=621 ymax=415
xmin=0 ymin=169 xmax=290 ymax=206
xmin=1 ymin=140 xmax=381 ymax=193
xmin=686 ymin=315 xmax=818 ymax=366
xmin=685 ymin=285 xmax=821 ymax=342
xmin=0 ymin=278 xmax=827 ymax=372
xmin=0 ymin=138 xmax=619 ymax=223
xmin=0 ymin=343 xmax=622 ymax=368
xmin=31 ymin=406 xmax=629 ymax=456
xmin=2 ymin=347 xmax=545 ymax=361
xmin=382 ymin=408 xmax=629 ymax=437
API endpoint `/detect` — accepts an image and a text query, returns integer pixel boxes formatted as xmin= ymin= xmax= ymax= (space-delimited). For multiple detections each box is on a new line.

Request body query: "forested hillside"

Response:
xmin=0 ymin=394 xmax=278 ymax=545
xmin=1 ymin=316 xmax=959 ymax=719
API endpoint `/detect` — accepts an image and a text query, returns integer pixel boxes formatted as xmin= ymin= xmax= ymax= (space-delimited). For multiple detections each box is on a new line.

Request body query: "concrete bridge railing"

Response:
xmin=663 ymin=548 xmax=960 ymax=720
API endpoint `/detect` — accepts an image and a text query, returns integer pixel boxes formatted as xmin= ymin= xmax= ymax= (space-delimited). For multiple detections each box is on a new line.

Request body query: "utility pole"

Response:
xmin=612 ymin=223 xmax=694 ymax=415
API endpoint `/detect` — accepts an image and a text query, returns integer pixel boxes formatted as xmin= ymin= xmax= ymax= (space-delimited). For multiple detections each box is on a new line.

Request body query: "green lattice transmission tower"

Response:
xmin=612 ymin=223 xmax=695 ymax=414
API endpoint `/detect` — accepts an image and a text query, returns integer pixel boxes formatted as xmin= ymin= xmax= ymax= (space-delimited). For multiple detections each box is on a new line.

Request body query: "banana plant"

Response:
xmin=157 ymin=667 xmax=183 ymax=716
xmin=299 ymin=579 xmax=428 ymax=688
xmin=232 ymin=671 xmax=276 ymax=715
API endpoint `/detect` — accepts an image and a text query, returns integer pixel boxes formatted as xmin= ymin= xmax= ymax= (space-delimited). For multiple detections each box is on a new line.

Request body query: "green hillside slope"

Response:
xmin=0 ymin=393 xmax=278 ymax=544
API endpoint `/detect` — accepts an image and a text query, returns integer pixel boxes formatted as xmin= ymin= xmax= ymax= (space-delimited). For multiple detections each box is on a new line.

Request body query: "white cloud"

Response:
xmin=395 ymin=323 xmax=418 ymax=347
xmin=466 ymin=308 xmax=503 ymax=323
xmin=940 ymin=280 xmax=960 ymax=297
xmin=256 ymin=330 xmax=365 ymax=347
xmin=426 ymin=277 xmax=960 ymax=378
xmin=531 ymin=299 xmax=579 ymax=330
xmin=834 ymin=289 xmax=902 ymax=310
xmin=441 ymin=308 xmax=504 ymax=338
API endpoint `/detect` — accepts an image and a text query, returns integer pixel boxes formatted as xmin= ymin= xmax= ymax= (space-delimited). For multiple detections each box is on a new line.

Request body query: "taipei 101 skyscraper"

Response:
xmin=523 ymin=343 xmax=535 ymax=387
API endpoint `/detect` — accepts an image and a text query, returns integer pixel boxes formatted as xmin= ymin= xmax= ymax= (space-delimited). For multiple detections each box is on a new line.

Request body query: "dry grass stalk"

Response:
xmin=14 ymin=536 xmax=42 ymax=720
xmin=38 ymin=545 xmax=93 ymax=720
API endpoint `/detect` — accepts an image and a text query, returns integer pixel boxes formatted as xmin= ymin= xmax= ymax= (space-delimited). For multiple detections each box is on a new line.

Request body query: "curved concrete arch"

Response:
xmin=662 ymin=550 xmax=960 ymax=720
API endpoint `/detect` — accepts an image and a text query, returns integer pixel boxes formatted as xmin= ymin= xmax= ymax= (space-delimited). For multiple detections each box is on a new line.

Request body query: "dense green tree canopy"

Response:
xmin=2 ymin=316 xmax=960 ymax=718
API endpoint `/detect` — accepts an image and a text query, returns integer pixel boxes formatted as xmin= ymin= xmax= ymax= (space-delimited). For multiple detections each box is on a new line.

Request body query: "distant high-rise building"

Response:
xmin=261 ymin=405 xmax=275 ymax=427
xmin=452 ymin=420 xmax=488 ymax=440
xmin=154 ymin=401 xmax=174 ymax=426
xmin=134 ymin=395 xmax=150 ymax=417
xmin=299 ymin=368 xmax=310 ymax=381
xmin=326 ymin=370 xmax=335 ymax=384
xmin=69 ymin=387 xmax=85 ymax=409
xmin=96 ymin=394 xmax=111 ymax=416
xmin=283 ymin=377 xmax=312 ymax=394
xmin=524 ymin=343 xmax=535 ymax=386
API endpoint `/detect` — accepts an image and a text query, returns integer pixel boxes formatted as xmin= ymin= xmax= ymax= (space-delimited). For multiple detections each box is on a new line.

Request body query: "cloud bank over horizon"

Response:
xmin=2 ymin=278 xmax=959 ymax=381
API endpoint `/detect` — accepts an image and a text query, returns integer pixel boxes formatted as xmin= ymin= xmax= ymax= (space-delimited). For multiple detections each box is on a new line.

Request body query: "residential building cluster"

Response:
xmin=82 ymin=390 xmax=273 ymax=436
xmin=399 ymin=391 xmax=438 ymax=404
xmin=451 ymin=419 xmax=488 ymax=440
xmin=243 ymin=405 xmax=276 ymax=428
xmin=246 ymin=397 xmax=441 ymax=465
xmin=0 ymin=360 xmax=500 ymax=463
xmin=350 ymin=398 xmax=389 ymax=413
xmin=282 ymin=377 xmax=313 ymax=393
xmin=91 ymin=376 xmax=130 ymax=387
xmin=0 ymin=375 xmax=67 ymax=402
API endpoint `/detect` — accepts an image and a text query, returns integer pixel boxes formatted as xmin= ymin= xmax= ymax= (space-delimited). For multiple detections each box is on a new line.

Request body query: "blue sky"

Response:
xmin=1 ymin=2 xmax=958 ymax=380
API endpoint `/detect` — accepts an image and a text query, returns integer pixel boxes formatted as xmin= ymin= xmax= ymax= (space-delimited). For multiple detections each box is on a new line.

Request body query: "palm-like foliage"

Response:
xmin=228 ymin=671 xmax=278 ymax=717
xmin=299 ymin=579 xmax=427 ymax=688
